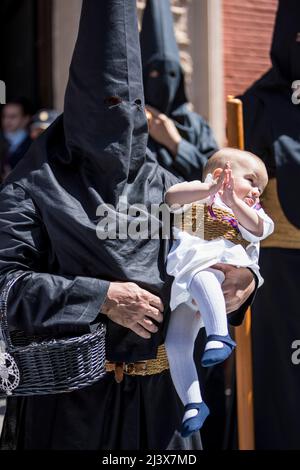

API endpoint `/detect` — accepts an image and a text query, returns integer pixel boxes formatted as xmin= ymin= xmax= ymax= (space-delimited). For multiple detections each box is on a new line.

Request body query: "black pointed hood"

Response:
xmin=64 ymin=0 xmax=148 ymax=204
xmin=140 ymin=0 xmax=187 ymax=114
xmin=271 ymin=0 xmax=300 ymax=83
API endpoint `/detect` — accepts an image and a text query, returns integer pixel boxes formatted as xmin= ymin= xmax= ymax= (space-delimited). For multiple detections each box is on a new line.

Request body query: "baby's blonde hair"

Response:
xmin=203 ymin=147 xmax=266 ymax=179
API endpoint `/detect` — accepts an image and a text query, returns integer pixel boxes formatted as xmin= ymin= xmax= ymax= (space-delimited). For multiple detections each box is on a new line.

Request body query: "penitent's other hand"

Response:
xmin=146 ymin=105 xmax=182 ymax=157
xmin=212 ymin=264 xmax=255 ymax=313
xmin=102 ymin=282 xmax=164 ymax=339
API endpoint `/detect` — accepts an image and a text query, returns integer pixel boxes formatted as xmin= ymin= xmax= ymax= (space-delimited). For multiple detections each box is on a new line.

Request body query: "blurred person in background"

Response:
xmin=140 ymin=0 xmax=218 ymax=183
xmin=30 ymin=109 xmax=60 ymax=141
xmin=0 ymin=97 xmax=32 ymax=181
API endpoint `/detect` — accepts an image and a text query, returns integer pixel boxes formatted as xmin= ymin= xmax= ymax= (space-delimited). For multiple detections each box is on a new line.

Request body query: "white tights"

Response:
xmin=165 ymin=268 xmax=227 ymax=420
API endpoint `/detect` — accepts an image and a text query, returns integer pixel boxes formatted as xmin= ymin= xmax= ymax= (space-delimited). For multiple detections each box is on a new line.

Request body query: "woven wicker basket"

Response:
xmin=0 ymin=273 xmax=106 ymax=397
xmin=174 ymin=203 xmax=249 ymax=249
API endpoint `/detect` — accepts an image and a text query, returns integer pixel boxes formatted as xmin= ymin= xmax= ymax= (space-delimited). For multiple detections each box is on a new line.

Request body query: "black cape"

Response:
xmin=241 ymin=0 xmax=300 ymax=449
xmin=140 ymin=0 xmax=218 ymax=181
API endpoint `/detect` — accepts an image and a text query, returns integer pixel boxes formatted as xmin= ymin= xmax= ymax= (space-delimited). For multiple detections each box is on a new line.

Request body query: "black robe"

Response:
xmin=241 ymin=0 xmax=300 ymax=449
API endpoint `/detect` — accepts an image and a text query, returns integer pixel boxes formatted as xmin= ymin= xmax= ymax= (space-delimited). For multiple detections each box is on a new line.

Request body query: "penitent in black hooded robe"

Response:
xmin=140 ymin=0 xmax=218 ymax=181
xmin=241 ymin=0 xmax=300 ymax=450
xmin=0 ymin=0 xmax=248 ymax=451
xmin=0 ymin=0 xmax=203 ymax=450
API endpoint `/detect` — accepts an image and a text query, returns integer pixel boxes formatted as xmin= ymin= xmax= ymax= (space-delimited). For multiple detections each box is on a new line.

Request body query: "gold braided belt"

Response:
xmin=260 ymin=178 xmax=300 ymax=249
xmin=173 ymin=203 xmax=249 ymax=249
xmin=105 ymin=344 xmax=169 ymax=383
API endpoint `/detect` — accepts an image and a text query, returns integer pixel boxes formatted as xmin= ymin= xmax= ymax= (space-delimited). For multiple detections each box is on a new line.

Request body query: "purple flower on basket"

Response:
xmin=221 ymin=215 xmax=239 ymax=230
xmin=208 ymin=204 xmax=239 ymax=230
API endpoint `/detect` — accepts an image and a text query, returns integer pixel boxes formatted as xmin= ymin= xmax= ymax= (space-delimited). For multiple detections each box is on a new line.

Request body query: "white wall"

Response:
xmin=53 ymin=0 xmax=82 ymax=111
xmin=188 ymin=0 xmax=225 ymax=145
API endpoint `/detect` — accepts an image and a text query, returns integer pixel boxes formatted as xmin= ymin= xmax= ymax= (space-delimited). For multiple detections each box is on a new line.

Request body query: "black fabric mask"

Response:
xmin=143 ymin=60 xmax=182 ymax=114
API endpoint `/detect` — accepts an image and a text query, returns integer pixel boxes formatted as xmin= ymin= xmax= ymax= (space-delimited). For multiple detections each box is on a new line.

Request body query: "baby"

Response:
xmin=164 ymin=148 xmax=274 ymax=438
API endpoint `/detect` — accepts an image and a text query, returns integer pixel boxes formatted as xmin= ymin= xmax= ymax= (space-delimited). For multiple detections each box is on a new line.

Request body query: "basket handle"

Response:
xmin=0 ymin=272 xmax=28 ymax=350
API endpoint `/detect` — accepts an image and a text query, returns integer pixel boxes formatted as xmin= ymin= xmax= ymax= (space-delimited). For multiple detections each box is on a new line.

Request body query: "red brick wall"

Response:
xmin=223 ymin=0 xmax=278 ymax=99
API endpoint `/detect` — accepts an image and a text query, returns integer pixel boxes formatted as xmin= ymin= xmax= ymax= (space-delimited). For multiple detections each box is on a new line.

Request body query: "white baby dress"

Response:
xmin=167 ymin=175 xmax=274 ymax=311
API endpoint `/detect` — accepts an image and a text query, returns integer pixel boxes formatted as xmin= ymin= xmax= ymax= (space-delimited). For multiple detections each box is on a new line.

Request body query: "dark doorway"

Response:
xmin=0 ymin=0 xmax=53 ymax=111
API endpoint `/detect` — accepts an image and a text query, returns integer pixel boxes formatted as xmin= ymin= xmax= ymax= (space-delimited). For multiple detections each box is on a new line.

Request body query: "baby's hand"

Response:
xmin=208 ymin=168 xmax=226 ymax=196
xmin=220 ymin=162 xmax=237 ymax=207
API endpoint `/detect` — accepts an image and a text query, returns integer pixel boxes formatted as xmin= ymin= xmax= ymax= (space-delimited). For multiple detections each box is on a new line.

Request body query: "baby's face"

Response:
xmin=230 ymin=159 xmax=268 ymax=207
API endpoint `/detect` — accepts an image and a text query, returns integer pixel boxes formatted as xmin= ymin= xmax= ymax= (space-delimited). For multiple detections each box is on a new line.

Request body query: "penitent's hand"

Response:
xmin=102 ymin=282 xmax=164 ymax=339
xmin=146 ymin=105 xmax=182 ymax=157
xmin=212 ymin=264 xmax=255 ymax=313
